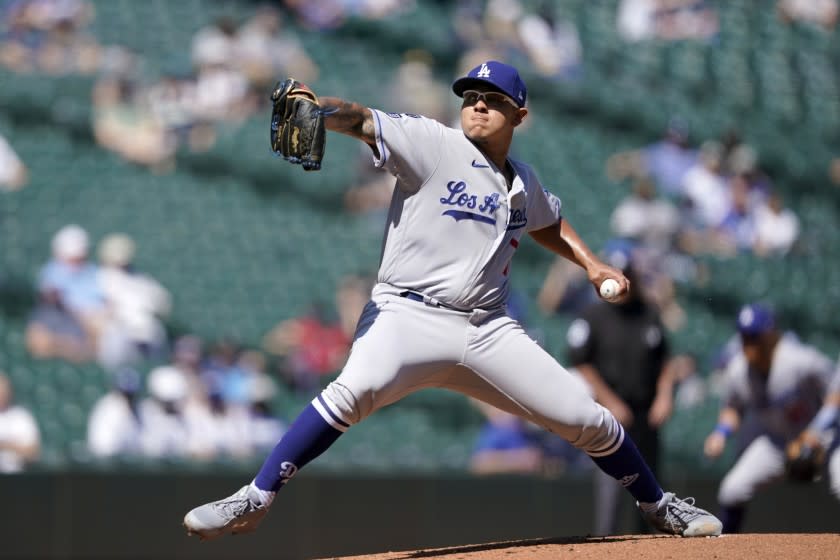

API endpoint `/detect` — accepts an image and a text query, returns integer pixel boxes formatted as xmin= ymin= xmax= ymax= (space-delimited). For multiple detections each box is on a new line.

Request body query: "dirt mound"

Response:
xmin=325 ymin=533 xmax=840 ymax=560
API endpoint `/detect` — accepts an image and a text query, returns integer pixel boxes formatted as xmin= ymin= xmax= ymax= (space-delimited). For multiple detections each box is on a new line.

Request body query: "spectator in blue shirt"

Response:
xmin=26 ymin=224 xmax=107 ymax=362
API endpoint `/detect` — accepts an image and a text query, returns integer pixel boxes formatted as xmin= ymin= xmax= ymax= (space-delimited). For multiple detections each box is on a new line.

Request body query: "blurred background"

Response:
xmin=1 ymin=0 xmax=839 ymax=557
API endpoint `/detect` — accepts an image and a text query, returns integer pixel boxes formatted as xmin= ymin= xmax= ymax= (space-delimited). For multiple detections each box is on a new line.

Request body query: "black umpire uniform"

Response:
xmin=566 ymin=252 xmax=671 ymax=535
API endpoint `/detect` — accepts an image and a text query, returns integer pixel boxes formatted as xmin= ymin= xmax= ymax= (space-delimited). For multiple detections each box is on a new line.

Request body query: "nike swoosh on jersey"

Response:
xmin=471 ymin=160 xmax=490 ymax=168
xmin=442 ymin=209 xmax=496 ymax=225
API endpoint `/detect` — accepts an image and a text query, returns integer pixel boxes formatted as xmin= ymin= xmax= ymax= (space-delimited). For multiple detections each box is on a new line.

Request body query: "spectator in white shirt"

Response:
xmin=139 ymin=365 xmax=192 ymax=459
xmin=96 ymin=233 xmax=171 ymax=371
xmin=0 ymin=372 xmax=40 ymax=473
xmin=0 ymin=133 xmax=28 ymax=191
xmin=191 ymin=16 xmax=238 ymax=71
xmin=183 ymin=385 xmax=253 ymax=460
xmin=753 ymin=192 xmax=800 ymax=257
xmin=86 ymin=367 xmax=144 ymax=458
xmin=610 ymin=178 xmax=680 ymax=252
xmin=235 ymin=5 xmax=318 ymax=88
xmin=681 ymin=140 xmax=731 ymax=228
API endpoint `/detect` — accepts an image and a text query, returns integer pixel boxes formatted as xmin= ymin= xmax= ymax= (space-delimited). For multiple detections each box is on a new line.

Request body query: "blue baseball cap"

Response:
xmin=452 ymin=60 xmax=527 ymax=108
xmin=737 ymin=303 xmax=775 ymax=336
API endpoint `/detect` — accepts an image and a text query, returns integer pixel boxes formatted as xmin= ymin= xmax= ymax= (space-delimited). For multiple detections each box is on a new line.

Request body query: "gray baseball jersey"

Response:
xmin=316 ymin=110 xmax=623 ymax=459
xmin=369 ymin=110 xmax=562 ymax=310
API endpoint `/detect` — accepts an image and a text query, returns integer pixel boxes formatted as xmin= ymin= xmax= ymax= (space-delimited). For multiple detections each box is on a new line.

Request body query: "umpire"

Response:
xmin=565 ymin=243 xmax=675 ymax=535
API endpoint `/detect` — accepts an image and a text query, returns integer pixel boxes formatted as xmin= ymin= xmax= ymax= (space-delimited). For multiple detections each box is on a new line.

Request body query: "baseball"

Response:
xmin=600 ymin=278 xmax=620 ymax=301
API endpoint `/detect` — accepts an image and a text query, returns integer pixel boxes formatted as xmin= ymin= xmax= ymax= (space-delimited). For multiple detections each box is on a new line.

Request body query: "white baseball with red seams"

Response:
xmin=600 ymin=278 xmax=620 ymax=301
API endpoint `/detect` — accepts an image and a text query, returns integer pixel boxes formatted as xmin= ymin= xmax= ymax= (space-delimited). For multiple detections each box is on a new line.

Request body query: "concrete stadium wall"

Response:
xmin=4 ymin=471 xmax=838 ymax=559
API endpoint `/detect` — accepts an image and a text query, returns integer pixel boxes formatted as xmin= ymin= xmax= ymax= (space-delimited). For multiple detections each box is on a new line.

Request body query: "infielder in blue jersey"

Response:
xmin=184 ymin=60 xmax=722 ymax=540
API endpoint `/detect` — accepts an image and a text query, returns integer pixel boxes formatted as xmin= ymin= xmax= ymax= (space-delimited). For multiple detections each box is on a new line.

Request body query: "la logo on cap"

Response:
xmin=739 ymin=307 xmax=754 ymax=327
xmin=477 ymin=63 xmax=491 ymax=78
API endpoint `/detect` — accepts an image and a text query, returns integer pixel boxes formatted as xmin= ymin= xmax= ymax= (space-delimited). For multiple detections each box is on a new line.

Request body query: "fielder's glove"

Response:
xmin=784 ymin=434 xmax=825 ymax=483
xmin=269 ymin=78 xmax=326 ymax=171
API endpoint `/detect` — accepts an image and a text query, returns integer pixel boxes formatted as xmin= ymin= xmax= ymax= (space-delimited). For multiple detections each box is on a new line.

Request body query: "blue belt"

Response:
xmin=400 ymin=291 xmax=425 ymax=303
xmin=399 ymin=291 xmax=469 ymax=313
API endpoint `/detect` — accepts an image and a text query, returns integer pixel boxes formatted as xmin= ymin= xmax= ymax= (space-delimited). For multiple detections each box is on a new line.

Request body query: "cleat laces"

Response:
xmin=659 ymin=494 xmax=705 ymax=532
xmin=212 ymin=488 xmax=256 ymax=520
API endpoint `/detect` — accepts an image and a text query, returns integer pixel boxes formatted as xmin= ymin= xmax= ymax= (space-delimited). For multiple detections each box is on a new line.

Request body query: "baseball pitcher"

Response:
xmin=183 ymin=61 xmax=722 ymax=541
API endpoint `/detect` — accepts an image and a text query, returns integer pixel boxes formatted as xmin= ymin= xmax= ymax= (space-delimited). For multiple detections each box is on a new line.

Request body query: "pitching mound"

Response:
xmin=324 ymin=533 xmax=840 ymax=560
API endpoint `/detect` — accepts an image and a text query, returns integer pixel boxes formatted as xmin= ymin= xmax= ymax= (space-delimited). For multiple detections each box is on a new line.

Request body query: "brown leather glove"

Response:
xmin=269 ymin=78 xmax=326 ymax=171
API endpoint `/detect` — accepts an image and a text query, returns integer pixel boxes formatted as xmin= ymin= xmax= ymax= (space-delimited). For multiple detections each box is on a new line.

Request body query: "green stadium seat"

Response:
xmin=666 ymin=41 xmax=710 ymax=96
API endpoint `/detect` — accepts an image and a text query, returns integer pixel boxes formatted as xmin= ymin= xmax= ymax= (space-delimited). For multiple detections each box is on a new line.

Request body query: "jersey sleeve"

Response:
xmin=369 ymin=110 xmax=444 ymax=193
xmin=800 ymin=345 xmax=836 ymax=390
xmin=526 ymin=182 xmax=563 ymax=232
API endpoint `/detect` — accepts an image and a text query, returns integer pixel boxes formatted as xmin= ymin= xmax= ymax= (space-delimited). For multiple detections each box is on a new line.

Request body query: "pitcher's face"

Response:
xmin=460 ymin=88 xmax=525 ymax=145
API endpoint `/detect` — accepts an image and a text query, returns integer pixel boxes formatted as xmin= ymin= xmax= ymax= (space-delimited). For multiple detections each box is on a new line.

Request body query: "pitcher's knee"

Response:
xmin=579 ymin=418 xmax=624 ymax=456
xmin=562 ymin=405 xmax=624 ymax=456
xmin=320 ymin=381 xmax=370 ymax=425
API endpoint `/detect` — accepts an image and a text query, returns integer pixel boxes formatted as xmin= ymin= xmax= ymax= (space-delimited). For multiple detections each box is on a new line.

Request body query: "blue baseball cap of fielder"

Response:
xmin=736 ymin=303 xmax=776 ymax=336
xmin=452 ymin=60 xmax=527 ymax=108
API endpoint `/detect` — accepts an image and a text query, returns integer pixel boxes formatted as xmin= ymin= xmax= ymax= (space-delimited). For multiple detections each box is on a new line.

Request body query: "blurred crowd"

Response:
xmin=26 ymin=224 xmax=171 ymax=369
xmin=90 ymin=4 xmax=319 ymax=172
xmin=14 ymin=222 xmax=374 ymax=463
xmin=614 ymin=123 xmax=800 ymax=260
xmin=86 ymin=338 xmax=286 ymax=462
xmin=0 ymin=0 xmax=320 ymax=171
xmin=281 ymin=0 xmax=415 ymax=30
xmin=1 ymin=0 xmax=837 ymax=177
xmin=0 ymin=0 xmax=102 ymax=75
xmin=536 ymin=118 xmax=803 ymax=336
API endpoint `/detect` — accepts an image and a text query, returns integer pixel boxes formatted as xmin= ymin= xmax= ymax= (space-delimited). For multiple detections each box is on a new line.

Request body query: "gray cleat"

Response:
xmin=638 ymin=492 xmax=723 ymax=537
xmin=184 ymin=485 xmax=269 ymax=540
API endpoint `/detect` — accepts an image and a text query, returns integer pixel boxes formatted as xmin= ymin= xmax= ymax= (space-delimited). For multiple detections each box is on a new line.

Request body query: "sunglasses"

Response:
xmin=462 ymin=89 xmax=519 ymax=109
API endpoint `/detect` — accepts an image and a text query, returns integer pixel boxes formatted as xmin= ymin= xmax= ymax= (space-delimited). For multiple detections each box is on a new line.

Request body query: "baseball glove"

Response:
xmin=784 ymin=435 xmax=825 ymax=483
xmin=269 ymin=78 xmax=325 ymax=171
